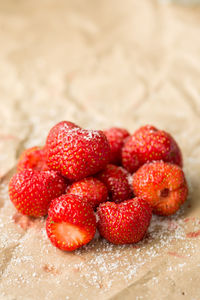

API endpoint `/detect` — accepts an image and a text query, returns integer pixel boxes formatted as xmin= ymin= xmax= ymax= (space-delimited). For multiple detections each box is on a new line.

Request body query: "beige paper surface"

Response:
xmin=0 ymin=0 xmax=200 ymax=299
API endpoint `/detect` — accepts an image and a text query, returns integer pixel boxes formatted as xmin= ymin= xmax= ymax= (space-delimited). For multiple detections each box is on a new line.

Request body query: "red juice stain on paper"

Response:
xmin=43 ymin=264 xmax=60 ymax=275
xmin=167 ymin=252 xmax=187 ymax=259
xmin=184 ymin=217 xmax=196 ymax=223
xmin=186 ymin=230 xmax=200 ymax=238
xmin=12 ymin=212 xmax=41 ymax=230
xmin=0 ymin=134 xmax=16 ymax=140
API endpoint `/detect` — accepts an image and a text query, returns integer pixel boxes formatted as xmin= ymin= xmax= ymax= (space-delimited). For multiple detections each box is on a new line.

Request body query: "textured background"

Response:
xmin=0 ymin=0 xmax=200 ymax=299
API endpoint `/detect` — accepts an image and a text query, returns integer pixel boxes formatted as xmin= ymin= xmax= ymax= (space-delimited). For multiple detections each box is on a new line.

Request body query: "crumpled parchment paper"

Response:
xmin=0 ymin=0 xmax=200 ymax=299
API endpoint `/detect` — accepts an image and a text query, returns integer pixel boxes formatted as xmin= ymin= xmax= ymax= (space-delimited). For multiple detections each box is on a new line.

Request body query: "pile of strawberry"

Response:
xmin=9 ymin=122 xmax=188 ymax=251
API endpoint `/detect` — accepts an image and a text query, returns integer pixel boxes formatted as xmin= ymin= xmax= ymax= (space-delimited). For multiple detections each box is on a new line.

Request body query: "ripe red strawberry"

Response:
xmin=132 ymin=161 xmax=188 ymax=216
xmin=122 ymin=125 xmax=183 ymax=173
xmin=17 ymin=146 xmax=49 ymax=172
xmin=103 ymin=127 xmax=130 ymax=165
xmin=97 ymin=197 xmax=152 ymax=244
xmin=46 ymin=125 xmax=110 ymax=181
xmin=46 ymin=194 xmax=96 ymax=251
xmin=97 ymin=164 xmax=133 ymax=203
xmin=67 ymin=177 xmax=108 ymax=209
xmin=9 ymin=170 xmax=66 ymax=217
xmin=46 ymin=121 xmax=80 ymax=149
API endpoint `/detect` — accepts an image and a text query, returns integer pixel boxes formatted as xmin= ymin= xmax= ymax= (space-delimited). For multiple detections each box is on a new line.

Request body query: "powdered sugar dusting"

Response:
xmin=1 ymin=143 xmax=198 ymax=299
xmin=0 ymin=167 xmax=200 ymax=299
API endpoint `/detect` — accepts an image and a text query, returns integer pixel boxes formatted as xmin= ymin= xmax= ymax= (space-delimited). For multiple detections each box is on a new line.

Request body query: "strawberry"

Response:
xmin=97 ymin=164 xmax=133 ymax=203
xmin=103 ymin=127 xmax=130 ymax=165
xmin=17 ymin=146 xmax=49 ymax=172
xmin=46 ymin=194 xmax=96 ymax=251
xmin=97 ymin=197 xmax=152 ymax=244
xmin=132 ymin=161 xmax=188 ymax=216
xmin=46 ymin=121 xmax=80 ymax=149
xmin=122 ymin=125 xmax=183 ymax=173
xmin=46 ymin=125 xmax=110 ymax=181
xmin=46 ymin=121 xmax=80 ymax=172
xmin=67 ymin=177 xmax=108 ymax=209
xmin=9 ymin=170 xmax=66 ymax=217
